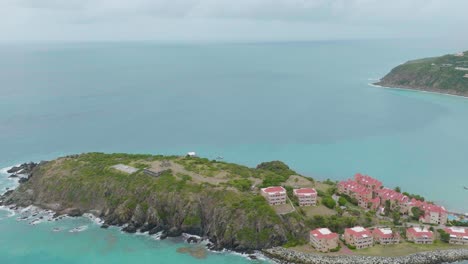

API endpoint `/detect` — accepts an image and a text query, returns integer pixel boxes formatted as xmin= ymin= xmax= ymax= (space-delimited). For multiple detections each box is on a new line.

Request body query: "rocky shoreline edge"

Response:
xmin=263 ymin=247 xmax=468 ymax=264
xmin=372 ymin=82 xmax=468 ymax=98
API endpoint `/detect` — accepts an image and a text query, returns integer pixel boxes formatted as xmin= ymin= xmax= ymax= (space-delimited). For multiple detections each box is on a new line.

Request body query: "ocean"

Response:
xmin=0 ymin=40 xmax=467 ymax=263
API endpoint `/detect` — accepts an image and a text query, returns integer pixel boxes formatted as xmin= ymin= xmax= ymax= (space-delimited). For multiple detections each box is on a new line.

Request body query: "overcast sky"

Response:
xmin=1 ymin=0 xmax=467 ymax=42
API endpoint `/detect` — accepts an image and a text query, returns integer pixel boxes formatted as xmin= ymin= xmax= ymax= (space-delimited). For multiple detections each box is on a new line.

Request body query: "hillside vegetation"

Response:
xmin=376 ymin=51 xmax=468 ymax=96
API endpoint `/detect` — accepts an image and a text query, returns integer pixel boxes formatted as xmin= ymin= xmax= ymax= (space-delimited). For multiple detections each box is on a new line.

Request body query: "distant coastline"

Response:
xmin=375 ymin=51 xmax=468 ymax=98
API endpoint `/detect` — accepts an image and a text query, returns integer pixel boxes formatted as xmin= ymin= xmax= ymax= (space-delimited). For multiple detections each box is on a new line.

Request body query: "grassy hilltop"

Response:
xmin=1 ymin=153 xmax=375 ymax=252
xmin=376 ymin=51 xmax=468 ymax=96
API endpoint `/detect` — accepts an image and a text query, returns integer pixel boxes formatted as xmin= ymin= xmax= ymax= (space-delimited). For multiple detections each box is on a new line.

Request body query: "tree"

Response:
xmin=438 ymin=229 xmax=450 ymax=243
xmin=395 ymin=186 xmax=401 ymax=193
xmin=322 ymin=196 xmax=336 ymax=209
xmin=411 ymin=207 xmax=424 ymax=221
xmin=384 ymin=200 xmax=391 ymax=216
xmin=392 ymin=211 xmax=401 ymax=225
xmin=338 ymin=197 xmax=347 ymax=206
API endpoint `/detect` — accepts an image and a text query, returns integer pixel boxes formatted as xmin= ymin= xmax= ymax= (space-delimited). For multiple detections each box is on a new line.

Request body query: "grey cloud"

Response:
xmin=0 ymin=0 xmax=467 ymax=42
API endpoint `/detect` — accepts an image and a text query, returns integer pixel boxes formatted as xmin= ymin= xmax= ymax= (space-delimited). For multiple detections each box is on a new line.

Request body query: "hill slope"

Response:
xmin=376 ymin=51 xmax=468 ymax=96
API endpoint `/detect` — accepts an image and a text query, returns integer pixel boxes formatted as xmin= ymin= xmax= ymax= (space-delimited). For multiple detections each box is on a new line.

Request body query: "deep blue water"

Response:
xmin=1 ymin=40 xmax=468 ymax=263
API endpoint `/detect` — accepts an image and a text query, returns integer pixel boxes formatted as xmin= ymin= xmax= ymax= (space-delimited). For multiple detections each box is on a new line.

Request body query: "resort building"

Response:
xmin=373 ymin=228 xmax=400 ymax=245
xmin=354 ymin=173 xmax=382 ymax=190
xmin=337 ymin=179 xmax=372 ymax=209
xmin=419 ymin=204 xmax=448 ymax=225
xmin=261 ymin=186 xmax=287 ymax=205
xmin=293 ymin=188 xmax=317 ymax=206
xmin=309 ymin=228 xmax=339 ymax=252
xmin=376 ymin=188 xmax=409 ymax=209
xmin=444 ymin=227 xmax=468 ymax=245
xmin=344 ymin=226 xmax=374 ymax=249
xmin=406 ymin=227 xmax=434 ymax=244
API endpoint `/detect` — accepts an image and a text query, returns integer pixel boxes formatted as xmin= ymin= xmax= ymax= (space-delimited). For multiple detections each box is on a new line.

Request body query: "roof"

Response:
xmin=407 ymin=227 xmax=433 ymax=238
xmin=261 ymin=186 xmax=286 ymax=194
xmin=444 ymin=227 xmax=468 ymax=238
xmin=345 ymin=226 xmax=372 ymax=238
xmin=310 ymin=228 xmax=338 ymax=240
xmin=354 ymin=173 xmax=382 ymax=188
xmin=373 ymin=228 xmax=395 ymax=239
xmin=338 ymin=179 xmax=372 ymax=196
xmin=294 ymin=188 xmax=317 ymax=196
xmin=377 ymin=188 xmax=408 ymax=204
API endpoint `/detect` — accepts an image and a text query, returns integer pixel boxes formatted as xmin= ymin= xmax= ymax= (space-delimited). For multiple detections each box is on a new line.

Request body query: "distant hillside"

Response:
xmin=376 ymin=51 xmax=468 ymax=96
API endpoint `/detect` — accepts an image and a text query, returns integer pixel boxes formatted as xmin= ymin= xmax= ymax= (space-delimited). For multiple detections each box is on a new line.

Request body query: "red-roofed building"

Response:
xmin=444 ymin=227 xmax=468 ymax=245
xmin=309 ymin=228 xmax=339 ymax=252
xmin=337 ymin=179 xmax=372 ymax=209
xmin=261 ymin=186 xmax=287 ymax=205
xmin=344 ymin=226 xmax=373 ymax=249
xmin=376 ymin=188 xmax=409 ymax=209
xmin=419 ymin=204 xmax=448 ymax=225
xmin=406 ymin=227 xmax=434 ymax=244
xmin=293 ymin=188 xmax=317 ymax=206
xmin=373 ymin=228 xmax=400 ymax=245
xmin=354 ymin=173 xmax=382 ymax=190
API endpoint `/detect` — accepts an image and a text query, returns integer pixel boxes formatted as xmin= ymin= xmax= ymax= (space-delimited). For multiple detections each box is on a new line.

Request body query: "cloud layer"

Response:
xmin=1 ymin=0 xmax=467 ymax=42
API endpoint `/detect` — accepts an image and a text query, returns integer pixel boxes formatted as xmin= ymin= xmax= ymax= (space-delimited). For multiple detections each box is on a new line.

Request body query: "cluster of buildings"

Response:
xmin=310 ymin=225 xmax=468 ymax=252
xmin=310 ymin=226 xmax=401 ymax=252
xmin=337 ymin=174 xmax=448 ymax=225
xmin=260 ymin=186 xmax=317 ymax=206
xmin=260 ymin=175 xmax=467 ymax=253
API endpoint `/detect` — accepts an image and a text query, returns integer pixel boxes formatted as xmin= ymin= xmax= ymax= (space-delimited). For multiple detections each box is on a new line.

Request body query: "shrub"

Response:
xmin=322 ymin=196 xmax=336 ymax=209
xmin=338 ymin=197 xmax=347 ymax=206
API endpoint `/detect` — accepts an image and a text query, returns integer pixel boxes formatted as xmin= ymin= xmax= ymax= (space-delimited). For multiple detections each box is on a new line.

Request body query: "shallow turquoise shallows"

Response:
xmin=1 ymin=40 xmax=468 ymax=263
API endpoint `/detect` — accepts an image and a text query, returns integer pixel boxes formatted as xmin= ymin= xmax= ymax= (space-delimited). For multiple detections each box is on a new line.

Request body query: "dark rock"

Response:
xmin=100 ymin=224 xmax=109 ymax=229
xmin=248 ymin=255 xmax=257 ymax=260
xmin=122 ymin=225 xmax=137 ymax=233
xmin=148 ymin=226 xmax=163 ymax=235
xmin=18 ymin=178 xmax=28 ymax=183
xmin=160 ymin=232 xmax=168 ymax=240
xmin=62 ymin=208 xmax=83 ymax=217
xmin=167 ymin=227 xmax=182 ymax=237
xmin=7 ymin=166 xmax=21 ymax=174
xmin=8 ymin=174 xmax=18 ymax=178
xmin=187 ymin=236 xmax=201 ymax=244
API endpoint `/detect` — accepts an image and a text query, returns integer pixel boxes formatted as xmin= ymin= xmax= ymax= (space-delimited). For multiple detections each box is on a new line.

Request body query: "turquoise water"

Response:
xmin=1 ymin=40 xmax=468 ymax=263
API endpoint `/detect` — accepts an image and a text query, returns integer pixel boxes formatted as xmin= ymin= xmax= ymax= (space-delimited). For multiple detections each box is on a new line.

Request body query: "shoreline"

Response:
xmin=263 ymin=247 xmax=468 ymax=264
xmin=370 ymin=82 xmax=468 ymax=99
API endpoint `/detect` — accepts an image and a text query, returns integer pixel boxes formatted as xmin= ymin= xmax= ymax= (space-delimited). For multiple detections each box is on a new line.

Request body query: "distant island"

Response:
xmin=376 ymin=51 xmax=468 ymax=96
xmin=1 ymin=153 xmax=467 ymax=263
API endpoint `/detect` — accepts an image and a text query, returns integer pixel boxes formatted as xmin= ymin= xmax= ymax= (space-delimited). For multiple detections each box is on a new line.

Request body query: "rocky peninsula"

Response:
xmin=0 ymin=153 xmax=310 ymax=252
xmin=376 ymin=51 xmax=468 ymax=97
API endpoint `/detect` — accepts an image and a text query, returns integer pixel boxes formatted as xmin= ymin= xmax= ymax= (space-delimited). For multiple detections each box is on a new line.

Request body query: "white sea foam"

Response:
xmin=69 ymin=225 xmax=88 ymax=233
xmin=83 ymin=213 xmax=104 ymax=225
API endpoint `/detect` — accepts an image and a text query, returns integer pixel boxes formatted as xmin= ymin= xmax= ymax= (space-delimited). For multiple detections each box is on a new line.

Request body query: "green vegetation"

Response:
xmin=437 ymin=229 xmax=450 ymax=243
xmin=338 ymin=197 xmax=347 ymax=206
xmin=411 ymin=207 xmax=424 ymax=221
xmin=322 ymin=197 xmax=336 ymax=209
xmin=228 ymin=178 xmax=253 ymax=192
xmin=377 ymin=51 xmax=468 ymax=95
xmin=305 ymin=215 xmax=359 ymax=234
